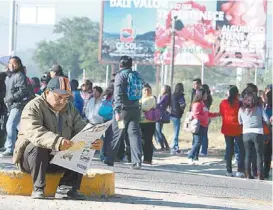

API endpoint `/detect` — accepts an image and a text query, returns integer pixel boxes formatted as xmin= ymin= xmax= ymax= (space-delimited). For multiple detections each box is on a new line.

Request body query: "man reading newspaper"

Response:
xmin=12 ymin=76 xmax=102 ymax=200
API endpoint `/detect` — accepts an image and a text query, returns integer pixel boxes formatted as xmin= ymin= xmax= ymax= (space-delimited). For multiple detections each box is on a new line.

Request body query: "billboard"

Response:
xmin=99 ymin=0 xmax=267 ymax=68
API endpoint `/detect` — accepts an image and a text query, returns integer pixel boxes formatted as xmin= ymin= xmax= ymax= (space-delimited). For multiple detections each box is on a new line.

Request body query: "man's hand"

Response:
xmin=90 ymin=139 xmax=103 ymax=151
xmin=59 ymin=139 xmax=73 ymax=151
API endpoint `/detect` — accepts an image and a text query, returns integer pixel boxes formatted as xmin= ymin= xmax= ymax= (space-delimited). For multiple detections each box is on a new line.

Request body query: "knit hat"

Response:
xmin=47 ymin=76 xmax=72 ymax=95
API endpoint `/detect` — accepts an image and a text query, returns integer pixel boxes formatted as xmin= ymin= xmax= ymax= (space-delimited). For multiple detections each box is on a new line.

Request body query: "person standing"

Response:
xmin=238 ymin=91 xmax=270 ymax=180
xmin=85 ymin=86 xmax=104 ymax=125
xmin=220 ymin=86 xmax=244 ymax=177
xmin=80 ymin=80 xmax=93 ymax=119
xmin=188 ymin=89 xmax=219 ymax=165
xmin=189 ymin=78 xmax=202 ymax=111
xmin=1 ymin=56 xmax=31 ymax=157
xmin=70 ymin=79 xmax=83 ymax=115
xmin=170 ymin=83 xmax=186 ymax=155
xmin=155 ymin=85 xmax=171 ymax=151
xmin=140 ymin=84 xmax=156 ymax=164
xmin=103 ymin=56 xmax=143 ymax=169
xmin=199 ymin=84 xmax=213 ymax=156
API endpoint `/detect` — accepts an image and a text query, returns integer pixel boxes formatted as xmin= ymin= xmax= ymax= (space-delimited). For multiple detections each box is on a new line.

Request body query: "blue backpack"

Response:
xmin=98 ymin=97 xmax=113 ymax=121
xmin=127 ymin=71 xmax=143 ymax=101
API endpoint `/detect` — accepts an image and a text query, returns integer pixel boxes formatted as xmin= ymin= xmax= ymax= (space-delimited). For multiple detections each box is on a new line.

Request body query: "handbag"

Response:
xmin=144 ymin=108 xmax=161 ymax=122
xmin=159 ymin=110 xmax=170 ymax=124
xmin=98 ymin=98 xmax=113 ymax=121
xmin=183 ymin=112 xmax=200 ymax=134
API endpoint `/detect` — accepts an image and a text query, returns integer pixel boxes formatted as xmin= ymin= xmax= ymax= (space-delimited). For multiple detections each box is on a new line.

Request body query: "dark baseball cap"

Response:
xmin=49 ymin=64 xmax=63 ymax=73
xmin=47 ymin=76 xmax=72 ymax=95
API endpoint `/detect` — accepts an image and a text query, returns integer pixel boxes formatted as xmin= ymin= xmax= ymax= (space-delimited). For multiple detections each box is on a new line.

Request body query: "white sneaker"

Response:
xmin=188 ymin=159 xmax=195 ymax=165
xmin=226 ymin=172 xmax=233 ymax=177
xmin=235 ymin=172 xmax=245 ymax=178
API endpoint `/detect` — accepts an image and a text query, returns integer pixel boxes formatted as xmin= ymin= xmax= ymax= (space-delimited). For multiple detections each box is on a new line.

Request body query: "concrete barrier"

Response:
xmin=0 ymin=164 xmax=115 ymax=197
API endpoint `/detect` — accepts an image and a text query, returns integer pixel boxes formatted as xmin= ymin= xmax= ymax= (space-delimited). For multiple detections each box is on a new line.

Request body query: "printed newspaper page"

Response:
xmin=50 ymin=121 xmax=112 ymax=174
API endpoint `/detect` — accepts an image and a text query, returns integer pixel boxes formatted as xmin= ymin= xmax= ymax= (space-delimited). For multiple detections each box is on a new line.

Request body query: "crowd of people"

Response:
xmin=0 ymin=55 xmax=272 ymax=198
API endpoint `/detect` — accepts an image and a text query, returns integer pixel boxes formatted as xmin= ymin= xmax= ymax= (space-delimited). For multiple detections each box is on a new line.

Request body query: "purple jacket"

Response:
xmin=157 ymin=95 xmax=169 ymax=111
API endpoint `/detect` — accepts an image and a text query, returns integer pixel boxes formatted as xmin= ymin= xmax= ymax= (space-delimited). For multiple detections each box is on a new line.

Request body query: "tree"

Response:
xmin=33 ymin=17 xmax=106 ymax=81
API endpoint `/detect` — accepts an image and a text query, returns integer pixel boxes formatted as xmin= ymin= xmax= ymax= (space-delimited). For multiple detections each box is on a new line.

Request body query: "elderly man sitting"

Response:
xmin=12 ymin=76 xmax=102 ymax=199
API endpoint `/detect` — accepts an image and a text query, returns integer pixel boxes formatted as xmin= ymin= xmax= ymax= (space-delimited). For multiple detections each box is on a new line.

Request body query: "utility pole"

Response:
xmin=169 ymin=16 xmax=176 ymax=88
xmin=8 ymin=0 xmax=16 ymax=55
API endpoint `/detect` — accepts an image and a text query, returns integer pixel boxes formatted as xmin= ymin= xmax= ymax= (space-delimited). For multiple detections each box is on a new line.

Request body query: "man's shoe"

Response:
xmin=103 ymin=159 xmax=114 ymax=166
xmin=0 ymin=150 xmax=13 ymax=157
xmin=31 ymin=188 xmax=44 ymax=199
xmin=131 ymin=162 xmax=141 ymax=170
xmin=55 ymin=186 xmax=86 ymax=200
xmin=226 ymin=172 xmax=233 ymax=177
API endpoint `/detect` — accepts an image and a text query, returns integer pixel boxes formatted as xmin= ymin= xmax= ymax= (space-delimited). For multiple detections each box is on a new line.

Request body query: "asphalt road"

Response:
xmin=0 ymin=152 xmax=272 ymax=210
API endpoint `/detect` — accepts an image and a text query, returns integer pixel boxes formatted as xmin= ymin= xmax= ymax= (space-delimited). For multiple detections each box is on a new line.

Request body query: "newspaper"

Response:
xmin=50 ymin=121 xmax=112 ymax=174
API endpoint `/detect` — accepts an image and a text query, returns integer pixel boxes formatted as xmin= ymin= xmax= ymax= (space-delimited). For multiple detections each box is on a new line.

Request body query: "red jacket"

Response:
xmin=219 ymin=99 xmax=242 ymax=136
xmin=191 ymin=101 xmax=219 ymax=127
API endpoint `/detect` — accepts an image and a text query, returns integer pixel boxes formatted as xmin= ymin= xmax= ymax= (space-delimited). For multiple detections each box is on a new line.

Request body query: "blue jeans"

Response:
xmin=5 ymin=108 xmax=22 ymax=153
xmin=188 ymin=126 xmax=206 ymax=160
xmin=155 ymin=122 xmax=169 ymax=149
xmin=201 ymin=126 xmax=208 ymax=155
xmin=225 ymin=135 xmax=245 ymax=173
xmin=171 ymin=117 xmax=181 ymax=150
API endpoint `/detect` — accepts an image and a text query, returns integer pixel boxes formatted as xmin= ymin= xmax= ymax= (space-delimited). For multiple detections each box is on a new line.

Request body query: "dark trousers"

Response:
xmin=188 ymin=126 xmax=206 ymax=160
xmin=116 ymin=131 xmax=131 ymax=161
xmin=224 ymin=135 xmax=245 ymax=173
xmin=21 ymin=143 xmax=83 ymax=190
xmin=105 ymin=109 xmax=142 ymax=165
xmin=264 ymin=134 xmax=272 ymax=176
xmin=243 ymin=133 xmax=264 ymax=177
xmin=140 ymin=123 xmax=156 ymax=162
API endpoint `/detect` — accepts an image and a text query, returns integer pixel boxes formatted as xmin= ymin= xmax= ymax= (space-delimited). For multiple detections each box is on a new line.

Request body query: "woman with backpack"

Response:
xmin=220 ymin=86 xmax=244 ymax=177
xmin=155 ymin=85 xmax=171 ymax=151
xmin=170 ymin=83 xmax=186 ymax=155
xmin=140 ymin=83 xmax=157 ymax=164
xmin=238 ymin=91 xmax=270 ymax=180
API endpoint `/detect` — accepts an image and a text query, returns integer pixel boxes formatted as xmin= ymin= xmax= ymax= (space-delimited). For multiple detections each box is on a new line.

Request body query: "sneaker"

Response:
xmin=188 ymin=159 xmax=195 ymax=165
xmin=0 ymin=147 xmax=6 ymax=152
xmin=55 ymin=186 xmax=86 ymax=200
xmin=0 ymin=150 xmax=13 ymax=157
xmin=226 ymin=172 xmax=234 ymax=177
xmin=131 ymin=162 xmax=141 ymax=170
xmin=199 ymin=153 xmax=207 ymax=157
xmin=235 ymin=172 xmax=245 ymax=178
xmin=31 ymin=188 xmax=44 ymax=199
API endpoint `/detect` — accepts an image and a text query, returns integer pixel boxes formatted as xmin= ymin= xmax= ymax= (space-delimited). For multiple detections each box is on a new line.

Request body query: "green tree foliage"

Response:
xmin=33 ymin=17 xmax=106 ymax=81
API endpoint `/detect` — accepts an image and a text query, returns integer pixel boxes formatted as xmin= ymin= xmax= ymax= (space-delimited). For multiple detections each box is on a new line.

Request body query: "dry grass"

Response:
xmin=158 ymin=123 xmax=226 ymax=157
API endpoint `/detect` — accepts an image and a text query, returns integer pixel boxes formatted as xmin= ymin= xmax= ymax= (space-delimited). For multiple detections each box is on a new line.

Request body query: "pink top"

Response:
xmin=191 ymin=101 xmax=219 ymax=127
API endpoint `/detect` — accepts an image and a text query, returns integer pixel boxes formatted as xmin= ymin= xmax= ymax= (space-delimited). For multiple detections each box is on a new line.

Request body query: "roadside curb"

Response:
xmin=0 ymin=164 xmax=115 ymax=197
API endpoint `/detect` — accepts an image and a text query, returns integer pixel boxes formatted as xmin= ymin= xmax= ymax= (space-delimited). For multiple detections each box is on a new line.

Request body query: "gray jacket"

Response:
xmin=238 ymin=106 xmax=270 ymax=134
xmin=113 ymin=69 xmax=139 ymax=113
xmin=4 ymin=70 xmax=31 ymax=110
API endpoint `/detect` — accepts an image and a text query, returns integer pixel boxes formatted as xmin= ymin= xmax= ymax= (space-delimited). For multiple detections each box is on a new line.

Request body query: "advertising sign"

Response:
xmin=99 ymin=0 xmax=267 ymax=68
